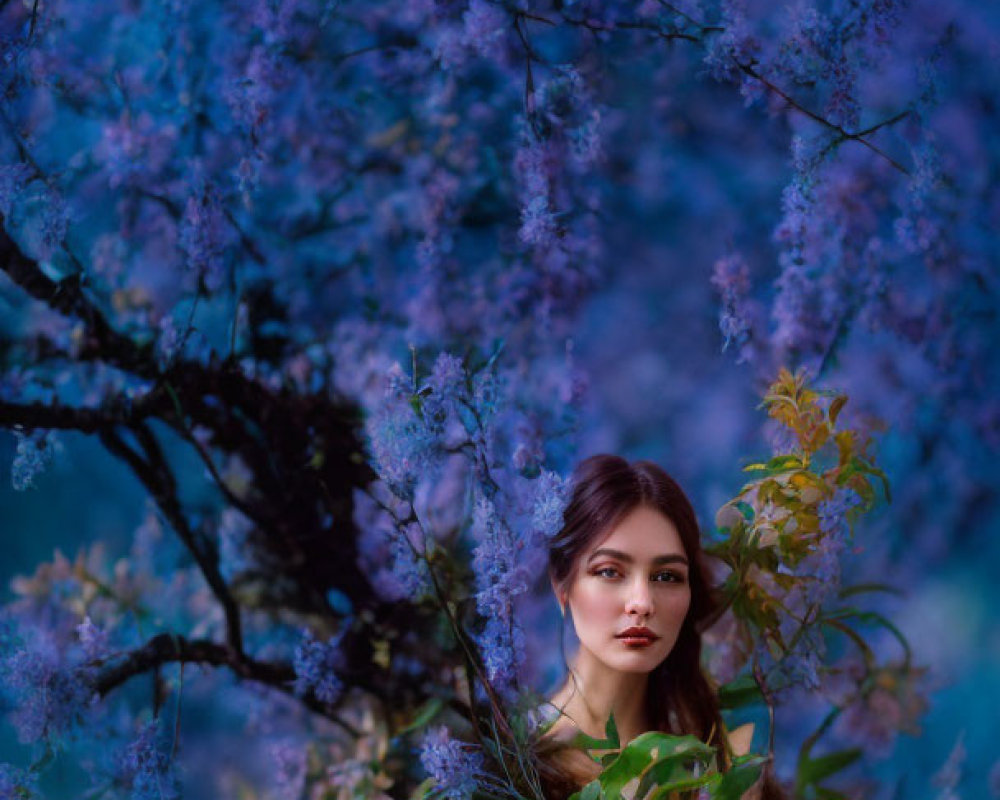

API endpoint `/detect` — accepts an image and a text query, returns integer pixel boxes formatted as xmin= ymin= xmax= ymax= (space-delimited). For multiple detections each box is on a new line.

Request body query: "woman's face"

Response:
xmin=558 ymin=505 xmax=692 ymax=675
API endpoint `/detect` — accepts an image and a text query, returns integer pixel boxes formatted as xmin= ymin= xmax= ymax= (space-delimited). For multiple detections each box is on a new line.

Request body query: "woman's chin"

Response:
xmin=603 ymin=649 xmax=668 ymax=673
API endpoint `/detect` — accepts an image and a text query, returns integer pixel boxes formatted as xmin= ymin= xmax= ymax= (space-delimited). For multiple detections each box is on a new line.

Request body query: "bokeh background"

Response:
xmin=2 ymin=0 xmax=998 ymax=797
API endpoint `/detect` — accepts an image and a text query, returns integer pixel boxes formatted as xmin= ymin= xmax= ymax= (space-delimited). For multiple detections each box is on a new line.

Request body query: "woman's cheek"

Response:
xmin=570 ymin=579 xmax=620 ymax=624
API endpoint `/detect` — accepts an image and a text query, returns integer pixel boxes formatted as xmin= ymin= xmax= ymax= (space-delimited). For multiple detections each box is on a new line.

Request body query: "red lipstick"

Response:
xmin=616 ymin=626 xmax=659 ymax=646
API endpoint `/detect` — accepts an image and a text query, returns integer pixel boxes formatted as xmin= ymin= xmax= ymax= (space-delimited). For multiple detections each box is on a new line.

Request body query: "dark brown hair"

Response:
xmin=535 ymin=454 xmax=726 ymax=798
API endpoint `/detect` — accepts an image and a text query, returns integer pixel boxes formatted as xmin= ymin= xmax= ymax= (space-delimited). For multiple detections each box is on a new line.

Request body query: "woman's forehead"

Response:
xmin=582 ymin=506 xmax=684 ymax=560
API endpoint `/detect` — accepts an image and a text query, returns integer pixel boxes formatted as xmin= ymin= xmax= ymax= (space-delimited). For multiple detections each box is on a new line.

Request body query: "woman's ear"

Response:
xmin=550 ymin=576 xmax=566 ymax=617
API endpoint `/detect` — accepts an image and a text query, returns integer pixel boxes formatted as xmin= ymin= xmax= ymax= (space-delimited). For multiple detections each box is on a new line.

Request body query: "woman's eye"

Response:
xmin=594 ymin=567 xmax=619 ymax=579
xmin=653 ymin=572 xmax=685 ymax=583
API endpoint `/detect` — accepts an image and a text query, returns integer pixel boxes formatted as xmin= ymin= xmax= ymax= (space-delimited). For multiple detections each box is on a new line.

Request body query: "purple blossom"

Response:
xmin=269 ymin=740 xmax=307 ymax=800
xmin=512 ymin=441 xmax=543 ymax=477
xmin=462 ymin=0 xmax=508 ymax=60
xmin=514 ymin=141 xmax=558 ymax=250
xmin=711 ymin=252 xmax=753 ymax=359
xmin=364 ymin=359 xmax=463 ymax=499
xmin=11 ymin=430 xmax=56 ymax=492
xmin=292 ymin=629 xmax=344 ymax=705
xmin=178 ymin=182 xmax=230 ymax=292
xmin=76 ymin=616 xmax=110 ymax=661
xmin=469 ymin=493 xmax=529 ymax=693
xmin=96 ymin=112 xmax=175 ymax=189
xmin=470 ymin=494 xmax=528 ymax=618
xmin=824 ymin=53 xmax=859 ymax=130
xmin=530 ymin=470 xmax=569 ymax=541
xmin=366 ymin=397 xmax=438 ymax=501
xmin=519 ymin=195 xmax=558 ymax=249
xmin=475 ymin=615 xmax=525 ymax=696
xmin=817 ymin=488 xmax=863 ymax=539
xmin=388 ymin=523 xmax=432 ymax=599
xmin=419 ymin=726 xmax=487 ymax=800
xmin=859 ymin=0 xmax=904 ymax=47
xmin=157 ymin=314 xmax=182 ymax=367
xmin=703 ymin=0 xmax=761 ymax=84
xmin=0 ymin=163 xmax=33 ymax=218
xmin=419 ymin=352 xmax=467 ymax=436
xmin=114 ymin=720 xmax=180 ymax=800
xmin=0 ymin=763 xmax=38 ymax=799
xmin=0 ymin=618 xmax=98 ymax=744
xmin=836 ymin=687 xmax=904 ymax=756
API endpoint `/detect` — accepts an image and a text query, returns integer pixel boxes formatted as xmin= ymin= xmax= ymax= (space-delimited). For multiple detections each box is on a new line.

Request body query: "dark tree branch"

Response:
xmin=98 ymin=425 xmax=246 ymax=658
xmin=92 ymin=632 xmax=362 ymax=738
xmin=734 ymin=61 xmax=911 ymax=175
xmin=529 ymin=8 xmax=911 ymax=174
xmin=0 ymin=392 xmax=167 ymax=431
xmin=0 ymin=225 xmax=158 ymax=378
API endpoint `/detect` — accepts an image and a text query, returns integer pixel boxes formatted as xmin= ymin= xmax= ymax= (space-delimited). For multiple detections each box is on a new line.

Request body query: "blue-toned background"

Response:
xmin=2 ymin=0 xmax=999 ymax=797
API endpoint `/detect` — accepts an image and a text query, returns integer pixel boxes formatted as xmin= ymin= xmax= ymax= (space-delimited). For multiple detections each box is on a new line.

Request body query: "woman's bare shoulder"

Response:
xmin=726 ymin=722 xmax=755 ymax=758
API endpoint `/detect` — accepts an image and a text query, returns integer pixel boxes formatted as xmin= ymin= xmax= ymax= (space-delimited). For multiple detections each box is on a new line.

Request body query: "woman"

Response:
xmin=531 ymin=454 xmax=772 ymax=800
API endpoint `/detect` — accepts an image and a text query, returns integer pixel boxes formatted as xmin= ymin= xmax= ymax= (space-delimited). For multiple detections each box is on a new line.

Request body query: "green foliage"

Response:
xmin=554 ymin=370 xmax=924 ymax=798
xmin=565 ymin=724 xmax=739 ymax=800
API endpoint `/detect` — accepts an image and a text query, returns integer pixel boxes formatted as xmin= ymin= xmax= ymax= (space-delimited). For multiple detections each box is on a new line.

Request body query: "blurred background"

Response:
xmin=2 ymin=0 xmax=999 ymax=797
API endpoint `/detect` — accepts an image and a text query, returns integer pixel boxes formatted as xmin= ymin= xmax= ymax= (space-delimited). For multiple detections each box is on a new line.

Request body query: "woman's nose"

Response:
xmin=625 ymin=579 xmax=652 ymax=617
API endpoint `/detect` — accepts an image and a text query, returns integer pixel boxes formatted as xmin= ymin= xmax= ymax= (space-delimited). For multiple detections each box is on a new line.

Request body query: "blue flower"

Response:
xmin=292 ymin=629 xmax=344 ymax=705
xmin=269 ymin=740 xmax=307 ymax=800
xmin=475 ymin=616 xmax=525 ymax=696
xmin=178 ymin=181 xmax=230 ymax=293
xmin=419 ymin=726 xmax=487 ymax=800
xmin=817 ymin=489 xmax=862 ymax=539
xmin=11 ymin=430 xmax=56 ymax=492
xmin=76 ymin=617 xmax=110 ymax=661
xmin=0 ymin=762 xmax=38 ymax=799
xmin=0 ymin=620 xmax=98 ymax=744
xmin=115 ymin=720 xmax=180 ymax=800
xmin=531 ymin=470 xmax=569 ymax=541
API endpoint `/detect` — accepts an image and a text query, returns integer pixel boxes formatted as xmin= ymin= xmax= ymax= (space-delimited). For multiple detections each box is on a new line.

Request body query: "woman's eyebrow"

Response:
xmin=585 ymin=548 xmax=688 ymax=566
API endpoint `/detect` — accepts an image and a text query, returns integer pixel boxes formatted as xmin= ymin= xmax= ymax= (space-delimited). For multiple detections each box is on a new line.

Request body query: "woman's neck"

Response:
xmin=551 ymin=650 xmax=651 ymax=747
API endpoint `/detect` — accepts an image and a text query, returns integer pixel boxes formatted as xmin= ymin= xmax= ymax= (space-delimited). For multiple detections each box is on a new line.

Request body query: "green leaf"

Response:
xmin=797 ymin=749 xmax=862 ymax=788
xmin=635 ymin=759 xmax=690 ymax=800
xmin=397 ymin=697 xmax=444 ymax=735
xmin=569 ymin=731 xmax=618 ymax=755
xmin=825 ymin=608 xmax=911 ymax=661
xmin=598 ymin=744 xmax=653 ymax=800
xmin=743 ymin=454 xmax=805 ymax=475
xmin=828 ymin=394 xmax=848 ymax=427
xmin=633 ymin=735 xmax=718 ymax=799
xmin=606 ymin=710 xmax=620 ymax=749
xmin=579 ymin=779 xmax=601 ymax=800
xmin=715 ymin=758 xmax=766 ymax=800
xmin=410 ymin=777 xmax=435 ymax=800
xmin=646 ymin=772 xmax=718 ymax=800
xmin=717 ymin=675 xmax=763 ymax=710
xmin=837 ymin=583 xmax=901 ymax=600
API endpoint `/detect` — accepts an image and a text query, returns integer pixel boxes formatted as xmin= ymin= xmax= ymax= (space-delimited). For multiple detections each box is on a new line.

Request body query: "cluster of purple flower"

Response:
xmin=10 ymin=430 xmax=57 ymax=492
xmin=419 ymin=726 xmax=488 ymax=800
xmin=0 ymin=762 xmax=38 ymax=799
xmin=112 ymin=720 xmax=181 ymax=800
xmin=292 ymin=628 xmax=345 ymax=706
xmin=0 ymin=614 xmax=100 ymax=744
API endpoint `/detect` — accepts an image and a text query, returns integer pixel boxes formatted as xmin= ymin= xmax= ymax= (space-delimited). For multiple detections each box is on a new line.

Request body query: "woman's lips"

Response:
xmin=616 ymin=634 xmax=658 ymax=646
xmin=615 ymin=627 xmax=660 ymax=647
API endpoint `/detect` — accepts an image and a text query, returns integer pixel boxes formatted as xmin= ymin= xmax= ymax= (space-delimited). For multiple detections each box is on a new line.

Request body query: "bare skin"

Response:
xmin=545 ymin=506 xmax=691 ymax=748
xmin=546 ymin=664 xmax=651 ymax=748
